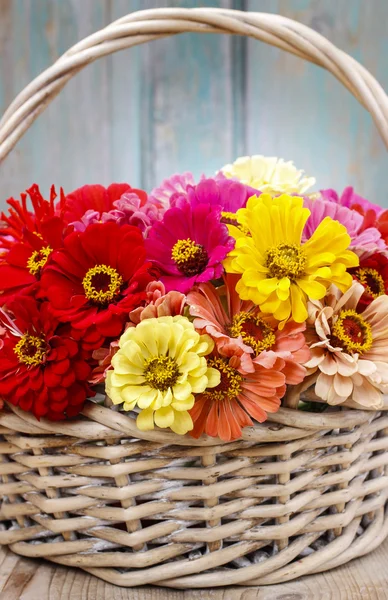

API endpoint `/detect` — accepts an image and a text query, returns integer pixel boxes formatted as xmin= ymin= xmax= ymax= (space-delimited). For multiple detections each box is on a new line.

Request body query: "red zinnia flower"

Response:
xmin=190 ymin=350 xmax=285 ymax=441
xmin=40 ymin=222 xmax=156 ymax=337
xmin=0 ymin=184 xmax=65 ymax=249
xmin=350 ymin=252 xmax=388 ymax=310
xmin=0 ymin=297 xmax=94 ymax=420
xmin=63 ymin=183 xmax=147 ymax=225
xmin=0 ymin=185 xmax=67 ymax=300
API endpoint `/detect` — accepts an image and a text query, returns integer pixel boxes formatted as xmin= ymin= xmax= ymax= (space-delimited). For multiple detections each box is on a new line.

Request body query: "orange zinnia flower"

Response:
xmin=190 ymin=349 xmax=286 ymax=441
xmin=187 ymin=274 xmax=310 ymax=384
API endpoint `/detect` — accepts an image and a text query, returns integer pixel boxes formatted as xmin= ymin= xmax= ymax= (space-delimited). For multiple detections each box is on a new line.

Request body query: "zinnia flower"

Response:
xmin=172 ymin=177 xmax=259 ymax=228
xmin=145 ymin=202 xmax=235 ymax=293
xmin=349 ymin=251 xmax=388 ymax=310
xmin=63 ymin=183 xmax=146 ymax=225
xmin=321 ymin=187 xmax=383 ymax=217
xmin=149 ymin=172 xmax=196 ymax=208
xmin=190 ymin=349 xmax=285 ymax=441
xmin=220 ymin=155 xmax=315 ymax=194
xmin=90 ymin=282 xmax=186 ymax=384
xmin=0 ymin=184 xmax=65 ymax=249
xmin=187 ymin=274 xmax=309 ymax=383
xmin=40 ymin=222 xmax=156 ymax=337
xmin=106 ymin=315 xmax=220 ymax=435
xmin=0 ymin=185 xmax=67 ymax=300
xmin=303 ymin=196 xmax=384 ymax=249
xmin=0 ymin=297 xmax=94 ymax=420
xmin=305 ymin=282 xmax=388 ymax=408
xmin=71 ymin=191 xmax=164 ymax=236
xmin=224 ymin=194 xmax=359 ymax=325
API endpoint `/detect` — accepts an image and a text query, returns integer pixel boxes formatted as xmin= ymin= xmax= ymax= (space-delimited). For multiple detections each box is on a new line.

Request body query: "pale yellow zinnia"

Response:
xmin=220 ymin=155 xmax=316 ymax=195
xmin=224 ymin=194 xmax=359 ymax=326
xmin=106 ymin=315 xmax=220 ymax=435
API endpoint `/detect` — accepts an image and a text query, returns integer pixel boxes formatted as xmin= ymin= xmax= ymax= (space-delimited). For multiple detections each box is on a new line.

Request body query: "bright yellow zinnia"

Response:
xmin=105 ymin=315 xmax=220 ymax=435
xmin=224 ymin=194 xmax=359 ymax=326
xmin=220 ymin=155 xmax=316 ymax=195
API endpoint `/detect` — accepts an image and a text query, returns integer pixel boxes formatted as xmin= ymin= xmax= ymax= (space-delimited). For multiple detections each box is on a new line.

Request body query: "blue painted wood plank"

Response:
xmin=245 ymin=0 xmax=388 ymax=205
xmin=139 ymin=0 xmax=245 ymax=190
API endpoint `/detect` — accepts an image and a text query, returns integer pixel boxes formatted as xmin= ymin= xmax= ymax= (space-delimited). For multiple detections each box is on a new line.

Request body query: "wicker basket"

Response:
xmin=1 ymin=7 xmax=388 ymax=589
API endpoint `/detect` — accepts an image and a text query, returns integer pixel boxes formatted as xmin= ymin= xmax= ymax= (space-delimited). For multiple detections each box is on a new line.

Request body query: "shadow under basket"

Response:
xmin=1 ymin=6 xmax=388 ymax=590
xmin=1 ymin=400 xmax=388 ymax=588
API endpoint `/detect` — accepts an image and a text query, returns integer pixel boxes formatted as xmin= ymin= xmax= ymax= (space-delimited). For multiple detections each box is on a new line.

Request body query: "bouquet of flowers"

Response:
xmin=1 ymin=155 xmax=388 ymax=442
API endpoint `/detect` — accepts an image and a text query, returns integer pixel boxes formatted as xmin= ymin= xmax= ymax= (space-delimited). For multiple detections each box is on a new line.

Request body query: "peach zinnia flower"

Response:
xmin=305 ymin=281 xmax=388 ymax=408
xmin=187 ymin=274 xmax=309 ymax=384
xmin=190 ymin=349 xmax=286 ymax=441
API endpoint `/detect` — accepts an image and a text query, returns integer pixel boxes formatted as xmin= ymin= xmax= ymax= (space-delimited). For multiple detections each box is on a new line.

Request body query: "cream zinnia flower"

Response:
xmin=106 ymin=315 xmax=220 ymax=434
xmin=220 ymin=155 xmax=315 ymax=195
xmin=305 ymin=282 xmax=388 ymax=408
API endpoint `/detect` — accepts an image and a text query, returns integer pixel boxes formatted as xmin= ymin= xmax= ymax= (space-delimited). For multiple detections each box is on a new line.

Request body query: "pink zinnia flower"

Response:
xmin=71 ymin=192 xmax=163 ymax=236
xmin=305 ymin=282 xmax=388 ymax=408
xmin=149 ymin=172 xmax=196 ymax=208
xmin=129 ymin=281 xmax=185 ymax=323
xmin=320 ymin=187 xmax=383 ymax=217
xmin=187 ymin=274 xmax=309 ymax=383
xmin=145 ymin=202 xmax=235 ymax=293
xmin=303 ymin=196 xmax=384 ymax=249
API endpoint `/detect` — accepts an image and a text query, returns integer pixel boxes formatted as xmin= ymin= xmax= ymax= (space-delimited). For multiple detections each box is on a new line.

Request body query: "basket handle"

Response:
xmin=0 ymin=7 xmax=387 ymax=162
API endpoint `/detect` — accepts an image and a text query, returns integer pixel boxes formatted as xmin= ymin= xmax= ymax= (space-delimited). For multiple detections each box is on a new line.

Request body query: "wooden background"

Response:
xmin=0 ymin=0 xmax=387 ymax=207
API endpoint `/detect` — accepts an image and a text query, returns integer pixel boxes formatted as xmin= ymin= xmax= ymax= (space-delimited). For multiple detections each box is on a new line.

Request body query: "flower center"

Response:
xmin=143 ymin=355 xmax=180 ymax=391
xmin=171 ymin=238 xmax=209 ymax=277
xmin=204 ymin=357 xmax=243 ymax=402
xmin=331 ymin=309 xmax=373 ymax=354
xmin=82 ymin=264 xmax=123 ymax=304
xmin=266 ymin=243 xmax=306 ymax=280
xmin=228 ymin=312 xmax=276 ymax=355
xmin=14 ymin=334 xmax=47 ymax=366
xmin=355 ymin=267 xmax=385 ymax=298
xmin=27 ymin=245 xmax=52 ymax=276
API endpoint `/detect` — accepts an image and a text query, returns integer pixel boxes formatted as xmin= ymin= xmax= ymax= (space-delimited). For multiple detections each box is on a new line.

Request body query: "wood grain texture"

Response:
xmin=1 ymin=539 xmax=388 ymax=599
xmin=0 ymin=0 xmax=386 ymax=205
xmin=245 ymin=0 xmax=388 ymax=202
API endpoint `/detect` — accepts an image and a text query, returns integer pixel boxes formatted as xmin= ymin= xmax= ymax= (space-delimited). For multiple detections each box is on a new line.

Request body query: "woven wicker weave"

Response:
xmin=1 ymin=7 xmax=388 ymax=589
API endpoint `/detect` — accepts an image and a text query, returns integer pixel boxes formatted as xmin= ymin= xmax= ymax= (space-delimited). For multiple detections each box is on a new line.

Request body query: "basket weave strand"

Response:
xmin=1 ymin=6 xmax=388 ymax=589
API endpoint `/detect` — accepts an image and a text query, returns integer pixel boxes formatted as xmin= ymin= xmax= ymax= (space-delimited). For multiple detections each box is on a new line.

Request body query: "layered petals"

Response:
xmin=40 ymin=221 xmax=156 ymax=337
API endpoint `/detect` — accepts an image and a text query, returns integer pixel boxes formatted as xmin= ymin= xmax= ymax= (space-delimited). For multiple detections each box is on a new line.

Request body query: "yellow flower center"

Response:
xmin=14 ymin=334 xmax=47 ymax=366
xmin=266 ymin=243 xmax=307 ymax=280
xmin=331 ymin=309 xmax=373 ymax=354
xmin=229 ymin=312 xmax=276 ymax=355
xmin=27 ymin=246 xmax=52 ymax=276
xmin=204 ymin=357 xmax=242 ymax=402
xmin=171 ymin=238 xmax=209 ymax=277
xmin=143 ymin=355 xmax=180 ymax=391
xmin=82 ymin=264 xmax=123 ymax=304
xmin=355 ymin=267 xmax=385 ymax=299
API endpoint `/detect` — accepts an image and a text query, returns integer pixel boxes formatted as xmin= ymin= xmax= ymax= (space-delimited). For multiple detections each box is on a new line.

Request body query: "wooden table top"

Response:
xmin=1 ymin=537 xmax=388 ymax=599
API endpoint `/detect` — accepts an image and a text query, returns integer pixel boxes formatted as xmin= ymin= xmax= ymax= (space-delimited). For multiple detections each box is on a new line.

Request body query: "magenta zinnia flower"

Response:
xmin=175 ymin=177 xmax=259 ymax=219
xmin=320 ymin=187 xmax=383 ymax=217
xmin=145 ymin=202 xmax=235 ymax=292
xmin=303 ymin=196 xmax=384 ymax=249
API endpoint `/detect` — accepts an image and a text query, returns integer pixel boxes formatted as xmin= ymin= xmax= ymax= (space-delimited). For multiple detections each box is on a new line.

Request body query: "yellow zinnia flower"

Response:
xmin=220 ymin=155 xmax=315 ymax=195
xmin=106 ymin=315 xmax=220 ymax=435
xmin=224 ymin=194 xmax=359 ymax=326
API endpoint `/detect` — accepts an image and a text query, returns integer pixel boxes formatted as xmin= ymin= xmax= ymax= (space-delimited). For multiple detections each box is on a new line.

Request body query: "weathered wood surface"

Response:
xmin=1 ymin=539 xmax=388 ymax=599
xmin=0 ymin=0 xmax=387 ymax=206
